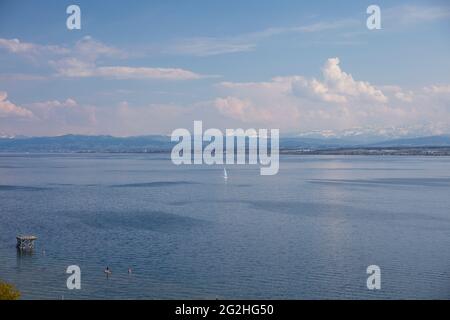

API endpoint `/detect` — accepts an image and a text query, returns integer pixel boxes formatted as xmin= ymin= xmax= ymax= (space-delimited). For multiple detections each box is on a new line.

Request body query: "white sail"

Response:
xmin=223 ymin=168 xmax=228 ymax=179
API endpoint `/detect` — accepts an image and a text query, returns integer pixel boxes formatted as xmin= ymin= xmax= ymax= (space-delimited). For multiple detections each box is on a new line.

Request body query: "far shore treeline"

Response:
xmin=0 ymin=134 xmax=450 ymax=154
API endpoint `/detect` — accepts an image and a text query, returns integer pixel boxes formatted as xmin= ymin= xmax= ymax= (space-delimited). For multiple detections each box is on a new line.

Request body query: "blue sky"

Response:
xmin=0 ymin=0 xmax=450 ymax=137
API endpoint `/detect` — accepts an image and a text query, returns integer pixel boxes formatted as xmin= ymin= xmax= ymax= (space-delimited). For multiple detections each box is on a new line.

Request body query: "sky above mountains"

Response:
xmin=0 ymin=0 xmax=450 ymax=137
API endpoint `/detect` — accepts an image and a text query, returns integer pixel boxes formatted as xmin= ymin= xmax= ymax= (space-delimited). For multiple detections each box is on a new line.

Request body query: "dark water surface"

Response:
xmin=1 ymin=153 xmax=449 ymax=299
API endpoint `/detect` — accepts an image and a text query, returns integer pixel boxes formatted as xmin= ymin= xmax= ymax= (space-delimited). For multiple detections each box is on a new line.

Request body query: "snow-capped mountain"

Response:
xmin=295 ymin=125 xmax=450 ymax=143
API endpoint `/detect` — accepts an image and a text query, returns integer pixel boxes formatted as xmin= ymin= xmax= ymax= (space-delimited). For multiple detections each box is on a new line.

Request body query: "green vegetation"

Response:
xmin=0 ymin=280 xmax=21 ymax=300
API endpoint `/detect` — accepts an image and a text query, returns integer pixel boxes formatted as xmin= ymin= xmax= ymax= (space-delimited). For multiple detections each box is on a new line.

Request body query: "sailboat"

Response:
xmin=223 ymin=167 xmax=228 ymax=180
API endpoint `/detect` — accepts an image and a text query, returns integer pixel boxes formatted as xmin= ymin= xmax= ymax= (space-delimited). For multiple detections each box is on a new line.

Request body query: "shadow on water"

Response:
xmin=72 ymin=210 xmax=209 ymax=233
xmin=110 ymin=181 xmax=199 ymax=188
xmin=16 ymin=248 xmax=36 ymax=272
xmin=308 ymin=177 xmax=450 ymax=187
xmin=0 ymin=185 xmax=49 ymax=191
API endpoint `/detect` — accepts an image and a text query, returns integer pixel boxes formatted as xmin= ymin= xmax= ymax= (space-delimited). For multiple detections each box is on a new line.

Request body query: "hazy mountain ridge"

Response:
xmin=0 ymin=134 xmax=172 ymax=152
xmin=368 ymin=135 xmax=450 ymax=147
xmin=1 ymin=134 xmax=450 ymax=153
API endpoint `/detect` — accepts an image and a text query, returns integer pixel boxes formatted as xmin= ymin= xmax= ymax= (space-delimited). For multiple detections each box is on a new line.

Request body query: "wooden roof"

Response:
xmin=16 ymin=235 xmax=37 ymax=240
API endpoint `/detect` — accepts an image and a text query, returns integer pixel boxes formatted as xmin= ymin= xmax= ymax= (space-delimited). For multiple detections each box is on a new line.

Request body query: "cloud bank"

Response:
xmin=214 ymin=58 xmax=450 ymax=134
xmin=0 ymin=36 xmax=209 ymax=81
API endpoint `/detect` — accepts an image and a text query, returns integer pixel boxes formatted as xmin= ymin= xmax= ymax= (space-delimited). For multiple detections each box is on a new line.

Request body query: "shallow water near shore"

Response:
xmin=1 ymin=153 xmax=450 ymax=299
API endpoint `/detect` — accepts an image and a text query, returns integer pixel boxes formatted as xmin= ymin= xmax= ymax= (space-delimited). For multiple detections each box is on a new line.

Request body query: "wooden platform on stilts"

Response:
xmin=16 ymin=235 xmax=37 ymax=250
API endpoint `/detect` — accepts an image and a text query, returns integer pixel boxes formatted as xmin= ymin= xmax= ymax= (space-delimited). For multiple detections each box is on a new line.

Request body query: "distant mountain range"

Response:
xmin=294 ymin=125 xmax=450 ymax=143
xmin=1 ymin=134 xmax=450 ymax=153
xmin=368 ymin=135 xmax=450 ymax=147
xmin=0 ymin=134 xmax=172 ymax=153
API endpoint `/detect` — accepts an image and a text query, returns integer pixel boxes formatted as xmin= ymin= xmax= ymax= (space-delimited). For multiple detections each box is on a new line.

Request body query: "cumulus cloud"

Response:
xmin=214 ymin=96 xmax=272 ymax=122
xmin=321 ymin=58 xmax=387 ymax=103
xmin=380 ymin=85 xmax=416 ymax=102
xmin=1 ymin=97 xmax=97 ymax=136
xmin=394 ymin=91 xmax=414 ymax=102
xmin=27 ymin=98 xmax=78 ymax=111
xmin=25 ymin=97 xmax=90 ymax=119
xmin=2 ymin=53 xmax=450 ymax=136
xmin=291 ymin=77 xmax=347 ymax=103
xmin=0 ymin=91 xmax=33 ymax=118
xmin=215 ymin=79 xmax=301 ymax=127
xmin=215 ymin=57 xmax=389 ymax=126
xmin=214 ymin=58 xmax=450 ymax=133
xmin=230 ymin=58 xmax=388 ymax=106
xmin=424 ymin=84 xmax=450 ymax=95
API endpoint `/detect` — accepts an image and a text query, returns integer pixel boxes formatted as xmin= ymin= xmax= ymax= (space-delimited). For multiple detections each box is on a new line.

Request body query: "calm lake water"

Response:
xmin=1 ymin=153 xmax=450 ymax=299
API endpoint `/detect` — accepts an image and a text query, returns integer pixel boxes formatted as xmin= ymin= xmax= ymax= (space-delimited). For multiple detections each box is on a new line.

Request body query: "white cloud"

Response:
xmin=385 ymin=5 xmax=450 ymax=25
xmin=95 ymin=66 xmax=204 ymax=80
xmin=214 ymin=58 xmax=450 ymax=133
xmin=28 ymin=98 xmax=78 ymax=110
xmin=8 ymin=98 xmax=98 ymax=135
xmin=167 ymin=5 xmax=450 ymax=57
xmin=0 ymin=38 xmax=69 ymax=55
xmin=167 ymin=19 xmax=356 ymax=56
xmin=0 ymin=36 xmax=125 ymax=58
xmin=168 ymin=38 xmax=256 ymax=57
xmin=321 ymin=58 xmax=387 ymax=103
xmin=380 ymin=85 xmax=414 ymax=102
xmin=74 ymin=36 xmax=126 ymax=60
xmin=50 ymin=58 xmax=95 ymax=78
xmin=0 ymin=38 xmax=36 ymax=53
xmin=214 ymin=96 xmax=271 ymax=122
xmin=217 ymin=57 xmax=388 ymax=108
xmin=50 ymin=57 xmax=207 ymax=80
xmin=215 ymin=78 xmax=301 ymax=127
xmin=1 ymin=36 xmax=208 ymax=81
xmin=424 ymin=84 xmax=450 ymax=95
xmin=394 ymin=91 xmax=414 ymax=102
xmin=0 ymin=91 xmax=33 ymax=118
xmin=291 ymin=77 xmax=347 ymax=103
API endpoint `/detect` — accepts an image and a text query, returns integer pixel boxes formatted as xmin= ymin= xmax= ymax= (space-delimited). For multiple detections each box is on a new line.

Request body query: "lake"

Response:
xmin=0 ymin=153 xmax=449 ymax=299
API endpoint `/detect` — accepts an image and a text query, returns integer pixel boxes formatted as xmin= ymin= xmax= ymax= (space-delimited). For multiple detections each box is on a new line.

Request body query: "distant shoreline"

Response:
xmin=1 ymin=147 xmax=450 ymax=156
xmin=279 ymin=147 xmax=450 ymax=156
